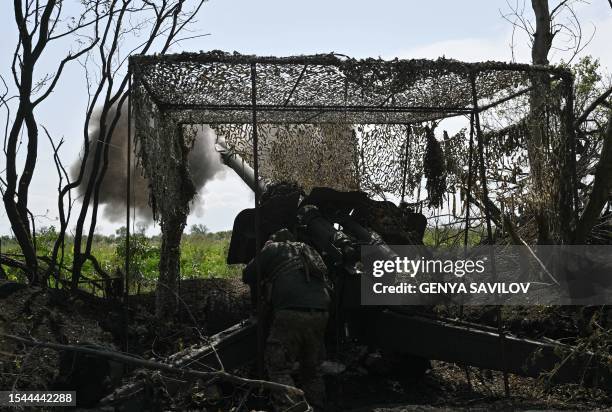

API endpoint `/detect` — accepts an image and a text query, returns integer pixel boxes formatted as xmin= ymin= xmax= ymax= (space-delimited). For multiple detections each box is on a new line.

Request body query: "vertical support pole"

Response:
xmin=560 ymin=72 xmax=578 ymax=243
xmin=470 ymin=72 xmax=510 ymax=397
xmin=0 ymin=236 xmax=5 ymax=280
xmin=460 ymin=113 xmax=476 ymax=387
xmin=125 ymin=72 xmax=132 ymax=352
xmin=251 ymin=62 xmax=264 ymax=378
xmin=401 ymin=124 xmax=411 ymax=203
xmin=464 ymin=114 xmax=475 ymax=248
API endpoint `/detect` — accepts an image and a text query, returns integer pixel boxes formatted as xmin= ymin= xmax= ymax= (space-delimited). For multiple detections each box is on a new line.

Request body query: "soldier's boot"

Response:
xmin=301 ymin=376 xmax=326 ymax=412
xmin=269 ymin=380 xmax=312 ymax=412
xmin=266 ymin=339 xmax=308 ymax=411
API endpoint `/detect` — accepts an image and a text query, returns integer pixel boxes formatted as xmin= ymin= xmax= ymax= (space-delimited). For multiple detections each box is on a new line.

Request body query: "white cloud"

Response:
xmin=390 ymin=14 xmax=612 ymax=71
xmin=389 ymin=36 xmax=523 ymax=63
xmin=581 ymin=15 xmax=612 ymax=71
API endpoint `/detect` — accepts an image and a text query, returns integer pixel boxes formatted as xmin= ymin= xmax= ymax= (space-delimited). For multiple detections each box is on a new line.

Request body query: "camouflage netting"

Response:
xmin=132 ymin=78 xmax=198 ymax=315
xmin=129 ymin=51 xmax=573 ymax=310
xmin=130 ymin=51 xmax=571 ymax=208
xmin=132 ymin=82 xmax=196 ymax=222
xmin=212 ymin=123 xmax=360 ymax=193
xmin=131 ymin=51 xmax=566 ymax=124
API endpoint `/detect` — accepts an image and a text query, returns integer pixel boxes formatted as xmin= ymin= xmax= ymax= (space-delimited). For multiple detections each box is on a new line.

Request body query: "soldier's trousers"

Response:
xmin=265 ymin=309 xmax=328 ymax=411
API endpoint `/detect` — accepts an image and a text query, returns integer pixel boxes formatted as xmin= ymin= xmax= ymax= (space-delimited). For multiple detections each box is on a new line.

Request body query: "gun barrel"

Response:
xmin=215 ymin=138 xmax=267 ymax=193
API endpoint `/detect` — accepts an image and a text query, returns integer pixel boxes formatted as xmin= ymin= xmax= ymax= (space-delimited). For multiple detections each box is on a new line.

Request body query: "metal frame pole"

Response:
xmin=470 ymin=72 xmax=509 ymax=396
xmin=561 ymin=73 xmax=578 ymax=241
xmin=250 ymin=63 xmax=264 ymax=378
xmin=401 ymin=124 xmax=411 ymax=203
xmin=125 ymin=72 xmax=132 ymax=352
xmin=459 ymin=113 xmax=477 ymax=387
xmin=464 ymin=114 xmax=475 ymax=248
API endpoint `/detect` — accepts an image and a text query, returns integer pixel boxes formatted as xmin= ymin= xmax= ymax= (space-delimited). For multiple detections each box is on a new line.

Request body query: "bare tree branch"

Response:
xmin=3 ymin=0 xmax=108 ymax=282
xmin=0 ymin=333 xmax=304 ymax=396
xmin=575 ymin=86 xmax=612 ymax=127
xmin=574 ymin=114 xmax=612 ymax=243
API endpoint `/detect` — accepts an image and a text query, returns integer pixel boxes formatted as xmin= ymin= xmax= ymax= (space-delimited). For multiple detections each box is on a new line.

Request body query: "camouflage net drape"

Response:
xmin=211 ymin=124 xmax=360 ymax=193
xmin=132 ymin=82 xmax=196 ymax=223
xmin=130 ymin=51 xmax=573 ymax=232
xmin=131 ymin=51 xmax=564 ymax=124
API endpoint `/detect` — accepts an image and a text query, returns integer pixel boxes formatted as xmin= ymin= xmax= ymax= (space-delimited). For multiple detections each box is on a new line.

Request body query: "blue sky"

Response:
xmin=1 ymin=0 xmax=611 ymax=235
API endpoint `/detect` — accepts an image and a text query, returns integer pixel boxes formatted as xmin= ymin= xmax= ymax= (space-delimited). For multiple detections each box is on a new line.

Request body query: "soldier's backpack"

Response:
xmin=290 ymin=241 xmax=328 ymax=284
xmin=262 ymin=240 xmax=330 ymax=305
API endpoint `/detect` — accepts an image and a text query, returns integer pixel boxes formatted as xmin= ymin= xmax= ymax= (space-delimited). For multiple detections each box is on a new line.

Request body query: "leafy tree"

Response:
xmin=190 ymin=224 xmax=209 ymax=236
xmin=115 ymin=227 xmax=159 ymax=293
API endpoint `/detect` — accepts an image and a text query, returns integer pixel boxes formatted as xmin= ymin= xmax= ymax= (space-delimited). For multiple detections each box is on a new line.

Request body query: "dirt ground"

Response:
xmin=332 ymin=360 xmax=611 ymax=411
xmin=1 ymin=279 xmax=611 ymax=411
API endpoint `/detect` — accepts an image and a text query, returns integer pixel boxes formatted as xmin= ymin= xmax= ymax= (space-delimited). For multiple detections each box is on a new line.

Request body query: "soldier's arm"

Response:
xmin=242 ymin=241 xmax=277 ymax=284
xmin=242 ymin=259 xmax=255 ymax=284
xmin=242 ymin=242 xmax=278 ymax=313
xmin=258 ymin=241 xmax=278 ymax=270
xmin=305 ymin=244 xmax=328 ymax=275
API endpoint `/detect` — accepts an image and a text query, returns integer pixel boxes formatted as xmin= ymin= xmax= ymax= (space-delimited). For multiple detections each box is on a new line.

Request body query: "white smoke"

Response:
xmin=70 ymin=106 xmax=225 ymax=222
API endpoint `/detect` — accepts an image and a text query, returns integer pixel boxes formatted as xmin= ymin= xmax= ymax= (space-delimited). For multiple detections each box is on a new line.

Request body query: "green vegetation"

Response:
xmin=0 ymin=226 xmax=243 ymax=292
xmin=0 ymin=223 xmax=485 ymax=291
xmin=422 ymin=225 xmax=484 ymax=247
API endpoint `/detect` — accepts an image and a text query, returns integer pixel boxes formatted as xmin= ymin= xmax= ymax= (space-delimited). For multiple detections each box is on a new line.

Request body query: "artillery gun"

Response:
xmin=101 ymin=139 xmax=610 ymax=409
xmin=213 ymin=138 xmax=610 ymax=383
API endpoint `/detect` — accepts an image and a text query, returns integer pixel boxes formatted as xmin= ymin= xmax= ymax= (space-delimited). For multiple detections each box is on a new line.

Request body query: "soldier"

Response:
xmin=242 ymin=228 xmax=330 ymax=412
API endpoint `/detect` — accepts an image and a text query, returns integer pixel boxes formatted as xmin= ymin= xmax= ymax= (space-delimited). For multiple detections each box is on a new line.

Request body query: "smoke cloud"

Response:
xmin=70 ymin=106 xmax=225 ymax=223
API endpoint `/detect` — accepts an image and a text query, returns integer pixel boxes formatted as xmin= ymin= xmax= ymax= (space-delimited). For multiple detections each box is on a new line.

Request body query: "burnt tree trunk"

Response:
xmin=529 ymin=0 xmax=554 ymax=243
xmin=3 ymin=106 xmax=39 ymax=282
xmin=6 ymin=0 xmax=97 ymax=285
xmin=2 ymin=0 xmax=52 ymax=283
xmin=558 ymin=74 xmax=577 ymax=244
xmin=574 ymin=114 xmax=612 ymax=243
xmin=156 ymin=214 xmax=187 ymax=318
xmin=71 ymin=103 xmax=118 ymax=290
xmin=131 ymin=96 xmax=196 ymax=318
xmin=151 ymin=121 xmax=195 ymax=318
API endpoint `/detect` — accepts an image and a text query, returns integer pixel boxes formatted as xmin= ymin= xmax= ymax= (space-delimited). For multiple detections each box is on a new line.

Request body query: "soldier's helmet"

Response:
xmin=269 ymin=228 xmax=295 ymax=242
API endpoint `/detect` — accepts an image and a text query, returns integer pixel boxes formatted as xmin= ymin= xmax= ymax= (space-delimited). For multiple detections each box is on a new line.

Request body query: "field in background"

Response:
xmin=0 ymin=224 xmax=481 ymax=292
xmin=1 ymin=227 xmax=243 ymax=293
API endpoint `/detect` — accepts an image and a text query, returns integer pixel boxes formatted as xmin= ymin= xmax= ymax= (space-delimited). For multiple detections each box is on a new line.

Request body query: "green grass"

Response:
xmin=180 ymin=233 xmax=243 ymax=279
xmin=422 ymin=226 xmax=484 ymax=247
xmin=1 ymin=225 xmax=483 ymax=290
xmin=0 ymin=228 xmax=243 ymax=291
